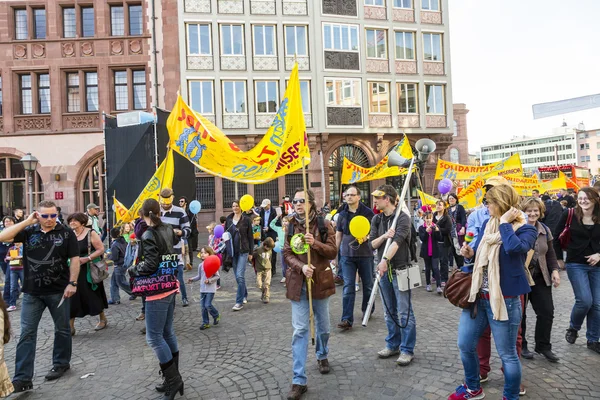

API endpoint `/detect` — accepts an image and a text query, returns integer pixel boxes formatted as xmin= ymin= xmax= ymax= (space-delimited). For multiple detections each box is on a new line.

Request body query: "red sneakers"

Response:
xmin=448 ymin=384 xmax=485 ymax=400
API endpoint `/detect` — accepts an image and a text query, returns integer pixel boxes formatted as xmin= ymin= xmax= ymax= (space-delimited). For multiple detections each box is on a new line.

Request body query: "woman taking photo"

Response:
xmin=128 ymin=199 xmax=183 ymax=399
xmin=519 ymin=197 xmax=561 ymax=362
xmin=448 ymin=184 xmax=537 ymax=400
xmin=419 ymin=207 xmax=443 ymax=294
xmin=554 ymin=187 xmax=600 ymax=354
xmin=67 ymin=213 xmax=108 ymax=334
xmin=447 ymin=194 xmax=466 ymax=270
xmin=433 ymin=200 xmax=453 ymax=286
xmin=225 ymin=199 xmax=254 ymax=311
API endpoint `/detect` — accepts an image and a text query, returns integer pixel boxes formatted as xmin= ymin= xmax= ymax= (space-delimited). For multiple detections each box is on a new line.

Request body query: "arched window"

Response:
xmin=450 ymin=148 xmax=459 ymax=163
xmin=0 ymin=155 xmax=43 ymax=215
xmin=329 ymin=144 xmax=370 ymax=207
xmin=78 ymin=154 xmax=105 ymax=212
xmin=453 ymin=120 xmax=458 ymax=136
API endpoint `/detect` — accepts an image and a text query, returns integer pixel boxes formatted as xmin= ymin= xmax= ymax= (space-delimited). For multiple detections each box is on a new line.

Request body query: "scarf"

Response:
xmin=468 ymin=216 xmax=525 ymax=321
xmin=295 ymin=208 xmax=317 ymax=227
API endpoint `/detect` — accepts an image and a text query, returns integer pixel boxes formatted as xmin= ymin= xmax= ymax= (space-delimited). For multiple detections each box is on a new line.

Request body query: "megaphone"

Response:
xmin=387 ymin=150 xmax=411 ymax=168
xmin=415 ymin=138 xmax=436 ymax=162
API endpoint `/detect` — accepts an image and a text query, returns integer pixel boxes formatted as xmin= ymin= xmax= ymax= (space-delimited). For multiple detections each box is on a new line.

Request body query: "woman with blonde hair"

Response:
xmin=448 ymin=184 xmax=537 ymax=400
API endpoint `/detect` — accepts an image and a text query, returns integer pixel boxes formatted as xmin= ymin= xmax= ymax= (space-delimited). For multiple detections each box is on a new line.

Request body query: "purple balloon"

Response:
xmin=438 ymin=178 xmax=453 ymax=195
xmin=214 ymin=224 xmax=224 ymax=239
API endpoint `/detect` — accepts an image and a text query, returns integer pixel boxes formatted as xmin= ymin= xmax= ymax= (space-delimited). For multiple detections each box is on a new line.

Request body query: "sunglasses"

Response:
xmin=39 ymin=213 xmax=58 ymax=219
xmin=292 ymin=199 xmax=306 ymax=205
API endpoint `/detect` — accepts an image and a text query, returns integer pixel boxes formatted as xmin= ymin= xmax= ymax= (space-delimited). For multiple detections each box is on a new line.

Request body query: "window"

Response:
xmin=366 ymin=29 xmax=387 ymax=59
xmin=285 ymin=26 xmax=308 ymax=57
xmin=253 ymin=25 xmax=276 ymax=56
xmin=129 ymin=4 xmax=143 ymax=35
xmin=38 ymin=74 xmax=50 ymax=114
xmin=453 ymin=120 xmax=458 ymax=136
xmin=188 ymin=81 xmax=214 ymax=114
xmin=323 ymin=23 xmax=359 ymax=52
xmin=222 ymin=81 xmax=247 ymax=114
xmin=33 ymin=9 xmax=46 ymax=39
xmin=114 ymin=71 xmax=128 ymax=110
xmin=393 ymin=0 xmax=412 ymax=7
xmin=450 ymin=148 xmax=459 ymax=163
xmin=222 ymin=180 xmax=248 ymax=209
xmin=86 ymin=72 xmax=98 ymax=112
xmin=597 ymin=154 xmax=600 ymax=161
xmin=63 ymin=7 xmax=76 ymax=38
xmin=19 ymin=75 xmax=32 ymax=114
xmin=325 ymin=79 xmax=361 ymax=107
xmin=15 ymin=9 xmax=27 ymax=40
xmin=221 ymin=24 xmax=244 ymax=55
xmin=425 ymin=84 xmax=444 ymax=114
xmin=395 ymin=31 xmax=415 ymax=60
xmin=195 ymin=177 xmax=216 ymax=210
xmin=111 ymin=6 xmax=125 ymax=36
xmin=133 ymin=70 xmax=146 ymax=110
xmin=397 ymin=83 xmax=418 ymax=113
xmin=369 ymin=82 xmax=390 ymax=113
xmin=67 ymin=73 xmax=80 ymax=112
xmin=187 ymin=24 xmax=211 ymax=55
xmin=422 ymin=0 xmax=440 ymax=11
xmin=581 ymin=156 xmax=590 ymax=163
xmin=581 ymin=143 xmax=590 ymax=150
xmin=596 ymin=142 xmax=600 ymax=149
xmin=300 ymin=81 xmax=311 ymax=113
xmin=255 ymin=81 xmax=279 ymax=114
xmin=82 ymin=7 xmax=95 ymax=37
xmin=0 ymin=76 xmax=2 ymax=116
xmin=366 ymin=0 xmax=385 ymax=5
xmin=423 ymin=33 xmax=442 ymax=61
xmin=79 ymin=155 xmax=104 ymax=211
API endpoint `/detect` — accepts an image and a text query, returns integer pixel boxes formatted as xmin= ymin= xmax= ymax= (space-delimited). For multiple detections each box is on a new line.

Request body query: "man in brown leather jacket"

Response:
xmin=283 ymin=188 xmax=337 ymax=400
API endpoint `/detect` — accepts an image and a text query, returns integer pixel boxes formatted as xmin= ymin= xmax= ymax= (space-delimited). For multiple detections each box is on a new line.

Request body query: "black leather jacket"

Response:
xmin=128 ymin=224 xmax=177 ymax=277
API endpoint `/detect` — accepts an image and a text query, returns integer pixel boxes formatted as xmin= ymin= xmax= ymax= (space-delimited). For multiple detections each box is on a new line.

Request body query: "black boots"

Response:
xmin=156 ymin=352 xmax=179 ymax=392
xmin=160 ymin=361 xmax=184 ymax=400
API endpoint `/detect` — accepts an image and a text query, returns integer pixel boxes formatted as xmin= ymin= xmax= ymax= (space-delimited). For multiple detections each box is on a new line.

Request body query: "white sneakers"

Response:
xmin=377 ymin=348 xmax=400 ymax=358
xmin=232 ymin=304 xmax=243 ymax=311
xmin=7 ymin=306 xmax=16 ymax=312
xmin=396 ymin=352 xmax=414 ymax=366
xmin=280 ymin=277 xmax=286 ymax=283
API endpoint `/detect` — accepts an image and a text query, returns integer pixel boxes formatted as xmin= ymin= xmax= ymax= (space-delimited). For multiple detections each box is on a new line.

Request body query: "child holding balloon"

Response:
xmin=189 ymin=246 xmax=220 ymax=330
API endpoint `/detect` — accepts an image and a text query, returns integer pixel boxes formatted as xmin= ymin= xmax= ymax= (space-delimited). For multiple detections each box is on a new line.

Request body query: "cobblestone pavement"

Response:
xmin=4 ymin=259 xmax=600 ymax=400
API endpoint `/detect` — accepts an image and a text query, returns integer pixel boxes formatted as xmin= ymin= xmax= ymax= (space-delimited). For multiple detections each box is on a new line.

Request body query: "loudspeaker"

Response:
xmin=396 ymin=266 xmax=422 ymax=291
xmin=415 ymin=138 xmax=436 ymax=161
xmin=388 ymin=151 xmax=411 ymax=167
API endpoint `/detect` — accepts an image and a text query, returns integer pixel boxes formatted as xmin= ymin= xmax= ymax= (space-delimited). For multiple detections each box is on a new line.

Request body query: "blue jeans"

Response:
xmin=566 ymin=263 xmax=600 ymax=342
xmin=145 ymin=293 xmax=178 ymax=364
xmin=291 ymin=284 xmax=330 ymax=385
xmin=457 ymin=297 xmax=522 ymax=400
xmin=0 ymin=261 xmax=11 ymax=303
xmin=378 ymin=271 xmax=416 ymax=355
xmin=14 ymin=293 xmax=72 ymax=381
xmin=200 ymin=292 xmax=219 ymax=324
xmin=233 ymin=253 xmax=249 ymax=304
xmin=110 ymin=265 xmax=132 ymax=303
xmin=340 ymin=256 xmax=374 ymax=325
xmin=281 ymin=255 xmax=288 ymax=278
xmin=9 ymin=269 xmax=24 ymax=307
xmin=176 ymin=264 xmax=188 ymax=301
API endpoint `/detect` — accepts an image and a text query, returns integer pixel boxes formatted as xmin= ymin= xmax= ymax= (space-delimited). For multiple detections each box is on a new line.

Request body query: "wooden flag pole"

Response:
xmin=301 ymin=157 xmax=315 ymax=346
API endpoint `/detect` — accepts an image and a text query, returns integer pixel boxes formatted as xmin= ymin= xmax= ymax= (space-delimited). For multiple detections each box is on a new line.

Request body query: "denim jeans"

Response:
xmin=0 ymin=261 xmax=11 ymax=303
xmin=291 ymin=284 xmax=330 ymax=385
xmin=200 ymin=292 xmax=219 ymax=324
xmin=9 ymin=269 xmax=24 ymax=307
xmin=437 ymin=242 xmax=449 ymax=282
xmin=423 ymin=256 xmax=441 ymax=287
xmin=378 ymin=270 xmax=416 ymax=355
xmin=281 ymin=254 xmax=288 ymax=278
xmin=340 ymin=256 xmax=374 ymax=325
xmin=458 ymin=297 xmax=522 ymax=400
xmin=233 ymin=253 xmax=249 ymax=304
xmin=176 ymin=264 xmax=188 ymax=301
xmin=110 ymin=265 xmax=132 ymax=303
xmin=566 ymin=263 xmax=600 ymax=342
xmin=145 ymin=293 xmax=178 ymax=364
xmin=14 ymin=293 xmax=72 ymax=381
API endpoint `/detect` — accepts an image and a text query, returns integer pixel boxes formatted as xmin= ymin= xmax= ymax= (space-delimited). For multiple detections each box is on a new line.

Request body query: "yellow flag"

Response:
xmin=458 ymin=176 xmax=486 ymax=209
xmin=417 ymin=190 xmax=438 ymax=206
xmin=113 ymin=197 xmax=130 ymax=224
xmin=167 ymin=63 xmax=309 ymax=183
xmin=542 ymin=172 xmax=568 ymax=195
xmin=436 ymin=154 xmax=522 ymax=180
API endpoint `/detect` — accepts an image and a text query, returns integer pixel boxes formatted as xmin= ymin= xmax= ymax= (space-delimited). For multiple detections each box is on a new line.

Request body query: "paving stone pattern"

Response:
xmin=4 ymin=259 xmax=599 ymax=399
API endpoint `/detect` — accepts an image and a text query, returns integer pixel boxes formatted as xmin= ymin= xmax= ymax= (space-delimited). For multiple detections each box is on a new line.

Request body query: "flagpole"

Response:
xmin=112 ymin=190 xmax=116 ymax=226
xmin=301 ymin=157 xmax=315 ymax=346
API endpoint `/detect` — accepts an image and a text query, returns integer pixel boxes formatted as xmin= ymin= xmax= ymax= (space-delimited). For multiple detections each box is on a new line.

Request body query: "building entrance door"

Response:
xmin=0 ymin=181 xmax=26 ymax=217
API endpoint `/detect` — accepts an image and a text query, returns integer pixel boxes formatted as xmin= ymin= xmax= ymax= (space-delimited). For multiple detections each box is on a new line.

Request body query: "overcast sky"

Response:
xmin=448 ymin=0 xmax=600 ymax=153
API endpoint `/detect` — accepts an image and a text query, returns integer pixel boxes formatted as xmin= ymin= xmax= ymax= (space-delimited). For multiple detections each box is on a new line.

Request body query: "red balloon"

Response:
xmin=203 ymin=255 xmax=221 ymax=278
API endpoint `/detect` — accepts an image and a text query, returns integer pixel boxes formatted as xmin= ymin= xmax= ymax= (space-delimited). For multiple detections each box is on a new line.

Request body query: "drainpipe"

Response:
xmin=151 ymin=0 xmax=160 ymax=168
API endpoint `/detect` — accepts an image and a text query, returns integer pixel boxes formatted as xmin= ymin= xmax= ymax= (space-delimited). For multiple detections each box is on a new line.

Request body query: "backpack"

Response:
xmin=286 ymin=215 xmax=328 ymax=244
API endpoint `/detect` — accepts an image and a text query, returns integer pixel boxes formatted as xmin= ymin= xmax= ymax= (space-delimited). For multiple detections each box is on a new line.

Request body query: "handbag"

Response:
xmin=558 ymin=208 xmax=574 ymax=250
xmin=130 ymin=228 xmax=179 ymax=297
xmin=87 ymin=234 xmax=109 ymax=284
xmin=443 ymin=268 xmax=474 ymax=309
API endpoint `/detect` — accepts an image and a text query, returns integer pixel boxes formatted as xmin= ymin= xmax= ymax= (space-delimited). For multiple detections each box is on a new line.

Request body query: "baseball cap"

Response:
xmin=87 ymin=203 xmax=100 ymax=210
xmin=260 ymin=199 xmax=271 ymax=208
xmin=371 ymin=184 xmax=398 ymax=199
xmin=483 ymin=176 xmax=510 ymax=190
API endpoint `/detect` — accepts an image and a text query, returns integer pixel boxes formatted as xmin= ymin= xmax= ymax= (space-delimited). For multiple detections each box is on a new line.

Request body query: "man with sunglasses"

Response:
xmin=369 ymin=185 xmax=416 ymax=366
xmin=0 ymin=200 xmax=80 ymax=392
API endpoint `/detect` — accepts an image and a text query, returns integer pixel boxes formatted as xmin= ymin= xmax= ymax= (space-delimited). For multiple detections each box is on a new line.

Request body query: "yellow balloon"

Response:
xmin=349 ymin=216 xmax=370 ymax=239
xmin=239 ymin=194 xmax=254 ymax=212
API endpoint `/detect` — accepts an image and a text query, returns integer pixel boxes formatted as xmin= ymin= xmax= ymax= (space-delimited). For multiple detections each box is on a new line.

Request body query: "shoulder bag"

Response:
xmin=87 ymin=233 xmax=110 ymax=284
xmin=558 ymin=208 xmax=574 ymax=250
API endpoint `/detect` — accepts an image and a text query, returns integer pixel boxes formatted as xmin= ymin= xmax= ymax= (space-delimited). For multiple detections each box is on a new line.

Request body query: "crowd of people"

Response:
xmin=0 ymin=177 xmax=598 ymax=400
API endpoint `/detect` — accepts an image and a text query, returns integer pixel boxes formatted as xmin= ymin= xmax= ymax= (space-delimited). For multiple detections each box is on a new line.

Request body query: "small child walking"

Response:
xmin=5 ymin=242 xmax=23 ymax=312
xmin=252 ymin=238 xmax=274 ymax=304
xmin=188 ymin=246 xmax=220 ymax=330
xmin=270 ymin=216 xmax=290 ymax=284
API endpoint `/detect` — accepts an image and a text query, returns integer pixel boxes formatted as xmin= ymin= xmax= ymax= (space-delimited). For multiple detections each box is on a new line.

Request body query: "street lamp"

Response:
xmin=20 ymin=153 xmax=39 ymax=212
